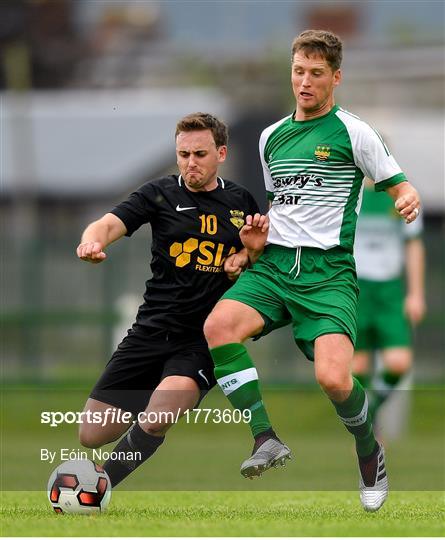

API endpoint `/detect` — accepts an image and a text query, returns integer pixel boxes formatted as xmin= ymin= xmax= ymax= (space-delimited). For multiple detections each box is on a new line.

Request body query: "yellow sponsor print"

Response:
xmin=169 ymin=238 xmax=236 ymax=271
xmin=169 ymin=238 xmax=199 ymax=267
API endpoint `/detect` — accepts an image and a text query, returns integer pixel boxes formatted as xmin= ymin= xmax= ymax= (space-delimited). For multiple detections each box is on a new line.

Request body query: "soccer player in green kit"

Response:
xmin=204 ymin=30 xmax=421 ymax=512
xmin=353 ymin=180 xmax=425 ymax=421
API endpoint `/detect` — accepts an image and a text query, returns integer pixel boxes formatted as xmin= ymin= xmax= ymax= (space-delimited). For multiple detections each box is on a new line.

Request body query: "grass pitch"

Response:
xmin=1 ymin=490 xmax=444 ymax=537
xmin=1 ymin=385 xmax=444 ymax=536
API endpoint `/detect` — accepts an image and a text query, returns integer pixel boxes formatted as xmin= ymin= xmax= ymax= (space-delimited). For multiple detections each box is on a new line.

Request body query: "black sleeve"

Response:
xmin=110 ymin=182 xmax=158 ymax=237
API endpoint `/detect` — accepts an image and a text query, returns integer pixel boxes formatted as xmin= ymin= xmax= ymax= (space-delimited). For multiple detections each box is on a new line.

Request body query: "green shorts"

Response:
xmin=221 ymin=244 xmax=359 ymax=361
xmin=355 ymin=278 xmax=411 ymax=351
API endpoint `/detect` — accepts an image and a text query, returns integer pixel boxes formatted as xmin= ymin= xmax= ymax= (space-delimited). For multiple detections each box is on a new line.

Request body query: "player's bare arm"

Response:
xmin=239 ymin=213 xmax=269 ymax=264
xmin=386 ymin=182 xmax=420 ymax=224
xmin=404 ymin=237 xmax=426 ymax=325
xmin=77 ymin=213 xmax=127 ymax=264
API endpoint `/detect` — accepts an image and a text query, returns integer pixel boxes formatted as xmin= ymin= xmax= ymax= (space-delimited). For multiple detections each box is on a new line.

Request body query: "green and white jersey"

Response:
xmin=259 ymin=105 xmax=406 ymax=252
xmin=354 ymin=183 xmax=423 ymax=281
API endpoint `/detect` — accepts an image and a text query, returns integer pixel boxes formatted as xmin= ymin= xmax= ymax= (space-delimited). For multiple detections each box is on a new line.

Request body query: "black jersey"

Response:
xmin=111 ymin=175 xmax=259 ymax=333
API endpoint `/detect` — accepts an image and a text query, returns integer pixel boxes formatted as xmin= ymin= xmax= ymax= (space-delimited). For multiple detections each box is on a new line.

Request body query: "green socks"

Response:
xmin=368 ymin=369 xmax=404 ymax=418
xmin=210 ymin=343 xmax=271 ymax=437
xmin=211 ymin=344 xmax=378 ymax=458
xmin=354 ymin=373 xmax=371 ymax=389
xmin=331 ymin=377 xmax=377 ymax=457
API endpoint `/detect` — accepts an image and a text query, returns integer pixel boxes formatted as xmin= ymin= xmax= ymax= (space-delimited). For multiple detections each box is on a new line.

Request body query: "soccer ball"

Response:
xmin=47 ymin=459 xmax=111 ymax=514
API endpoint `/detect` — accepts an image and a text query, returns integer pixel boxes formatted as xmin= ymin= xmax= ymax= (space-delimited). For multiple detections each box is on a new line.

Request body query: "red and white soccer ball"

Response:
xmin=47 ymin=459 xmax=111 ymax=514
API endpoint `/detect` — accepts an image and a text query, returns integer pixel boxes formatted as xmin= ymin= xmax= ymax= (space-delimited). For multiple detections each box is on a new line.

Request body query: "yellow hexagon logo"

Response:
xmin=183 ymin=238 xmax=199 ymax=253
xmin=176 ymin=253 xmax=191 ymax=267
xmin=169 ymin=242 xmax=183 ymax=258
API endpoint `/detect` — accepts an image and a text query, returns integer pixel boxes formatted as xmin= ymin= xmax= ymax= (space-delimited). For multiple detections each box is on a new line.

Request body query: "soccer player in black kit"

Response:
xmin=76 ymin=113 xmax=262 ymax=487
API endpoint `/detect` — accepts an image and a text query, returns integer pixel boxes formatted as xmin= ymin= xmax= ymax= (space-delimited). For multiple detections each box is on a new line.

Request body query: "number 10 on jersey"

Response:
xmin=199 ymin=214 xmax=218 ymax=235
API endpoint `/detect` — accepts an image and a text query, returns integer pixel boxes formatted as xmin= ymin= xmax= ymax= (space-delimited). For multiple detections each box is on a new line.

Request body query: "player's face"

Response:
xmin=291 ymin=52 xmax=341 ymax=120
xmin=176 ymin=129 xmax=227 ymax=192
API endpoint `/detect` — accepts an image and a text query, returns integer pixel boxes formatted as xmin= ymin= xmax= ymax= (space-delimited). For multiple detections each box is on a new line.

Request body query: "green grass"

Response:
xmin=1 ymin=387 xmax=443 ymax=491
xmin=1 ymin=386 xmax=444 ymax=536
xmin=1 ymin=490 xmax=444 ymax=536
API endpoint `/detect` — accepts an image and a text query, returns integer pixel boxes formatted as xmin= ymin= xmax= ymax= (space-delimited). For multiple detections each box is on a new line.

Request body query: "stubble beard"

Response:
xmin=297 ymin=92 xmax=333 ymax=118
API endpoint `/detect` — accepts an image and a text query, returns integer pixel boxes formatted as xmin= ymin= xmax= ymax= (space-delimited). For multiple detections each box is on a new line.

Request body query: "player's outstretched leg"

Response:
xmin=102 ymin=421 xmax=165 ymax=487
xmin=317 ymin=335 xmax=388 ymax=511
xmin=331 ymin=377 xmax=388 ymax=511
xmin=211 ymin=342 xmax=291 ymax=478
xmin=102 ymin=375 xmax=200 ymax=487
xmin=79 ymin=402 xmax=165 ymax=488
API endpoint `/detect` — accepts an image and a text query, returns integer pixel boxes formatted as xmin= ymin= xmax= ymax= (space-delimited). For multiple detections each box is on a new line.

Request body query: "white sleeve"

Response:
xmin=358 ymin=125 xmax=405 ymax=186
xmin=336 ymin=110 xmax=406 ymax=186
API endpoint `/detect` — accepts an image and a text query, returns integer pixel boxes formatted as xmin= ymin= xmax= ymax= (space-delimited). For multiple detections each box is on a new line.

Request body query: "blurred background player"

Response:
xmin=76 ymin=112 xmax=261 ymax=487
xmin=353 ymin=179 xmax=426 ymax=424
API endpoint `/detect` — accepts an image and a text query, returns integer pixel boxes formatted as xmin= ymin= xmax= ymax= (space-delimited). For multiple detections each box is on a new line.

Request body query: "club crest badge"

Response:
xmin=314 ymin=144 xmax=331 ymax=161
xmin=230 ymin=210 xmax=245 ymax=229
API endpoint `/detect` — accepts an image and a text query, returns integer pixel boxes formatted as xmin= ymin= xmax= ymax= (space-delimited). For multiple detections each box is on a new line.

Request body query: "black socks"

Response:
xmin=103 ymin=423 xmax=165 ymax=487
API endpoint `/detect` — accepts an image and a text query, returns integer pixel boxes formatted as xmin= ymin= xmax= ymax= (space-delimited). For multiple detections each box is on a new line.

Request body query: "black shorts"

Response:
xmin=89 ymin=324 xmax=216 ymax=415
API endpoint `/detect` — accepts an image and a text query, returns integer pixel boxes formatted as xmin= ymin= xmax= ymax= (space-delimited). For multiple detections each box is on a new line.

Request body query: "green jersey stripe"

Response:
xmin=269 ymin=158 xmax=355 ymax=165
xmin=375 ymin=173 xmax=406 ymax=192
xmin=270 ymin=168 xmax=355 ymax=177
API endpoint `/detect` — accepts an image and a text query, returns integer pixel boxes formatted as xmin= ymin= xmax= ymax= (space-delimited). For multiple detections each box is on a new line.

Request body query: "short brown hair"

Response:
xmin=291 ymin=30 xmax=343 ymax=71
xmin=175 ymin=112 xmax=228 ymax=148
